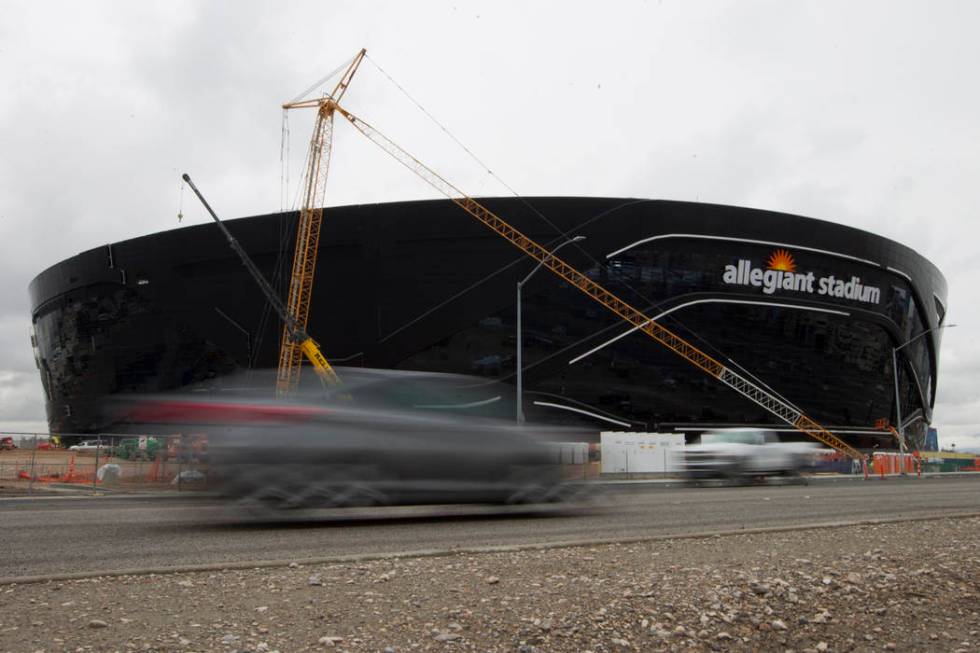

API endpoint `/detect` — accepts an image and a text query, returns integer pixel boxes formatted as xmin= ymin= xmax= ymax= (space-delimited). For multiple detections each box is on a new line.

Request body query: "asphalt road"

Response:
xmin=2 ymin=476 xmax=978 ymax=581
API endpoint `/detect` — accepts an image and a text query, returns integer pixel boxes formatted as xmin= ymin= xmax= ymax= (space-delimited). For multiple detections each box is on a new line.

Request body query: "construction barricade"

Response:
xmin=871 ymin=451 xmax=920 ymax=476
xmin=0 ymin=433 xmax=209 ymax=494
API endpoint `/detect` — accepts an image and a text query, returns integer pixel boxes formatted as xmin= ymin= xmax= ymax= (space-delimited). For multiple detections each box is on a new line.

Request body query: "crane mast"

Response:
xmin=276 ymin=49 xmax=367 ymax=396
xmin=327 ymin=103 xmax=864 ymax=460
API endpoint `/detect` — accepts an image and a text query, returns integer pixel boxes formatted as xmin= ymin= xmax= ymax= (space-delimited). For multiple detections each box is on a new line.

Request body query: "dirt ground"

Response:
xmin=1 ymin=515 xmax=978 ymax=652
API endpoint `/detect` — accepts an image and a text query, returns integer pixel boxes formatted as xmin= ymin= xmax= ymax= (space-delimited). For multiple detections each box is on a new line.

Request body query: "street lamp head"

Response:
xmin=571 ymin=235 xmax=587 ymax=243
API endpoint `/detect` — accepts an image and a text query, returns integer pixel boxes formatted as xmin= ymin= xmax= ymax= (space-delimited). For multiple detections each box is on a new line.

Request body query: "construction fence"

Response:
xmin=0 ymin=433 xmax=209 ymax=494
xmin=2 ymin=432 xmax=968 ymax=496
xmin=1 ymin=433 xmax=603 ymax=493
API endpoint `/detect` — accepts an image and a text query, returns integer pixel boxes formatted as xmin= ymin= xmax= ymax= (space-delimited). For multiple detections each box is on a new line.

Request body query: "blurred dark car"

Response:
xmin=112 ymin=369 xmax=581 ymax=510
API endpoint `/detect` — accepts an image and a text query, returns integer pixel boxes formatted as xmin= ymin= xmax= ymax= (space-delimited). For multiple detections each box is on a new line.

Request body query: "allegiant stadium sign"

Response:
xmin=722 ymin=249 xmax=881 ymax=305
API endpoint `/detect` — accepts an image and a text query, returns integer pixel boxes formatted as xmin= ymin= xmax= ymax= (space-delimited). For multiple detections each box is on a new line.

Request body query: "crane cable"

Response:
xmin=365 ymin=54 xmax=517 ymax=198
xmin=288 ymin=54 xmax=359 ymax=105
xmin=366 ymin=53 xmax=603 ymax=259
xmin=364 ymin=55 xmax=680 ymax=326
xmin=177 ymin=175 xmax=185 ymax=222
xmin=365 ymin=55 xmax=792 ymax=407
xmin=280 ymin=109 xmax=290 ymax=212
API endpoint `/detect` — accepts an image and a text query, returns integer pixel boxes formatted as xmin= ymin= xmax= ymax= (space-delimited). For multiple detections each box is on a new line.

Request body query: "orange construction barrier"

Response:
xmin=868 ymin=451 xmax=924 ymax=478
xmin=146 ymin=450 xmax=164 ymax=483
xmin=962 ymin=456 xmax=980 ymax=472
xmin=29 ymin=452 xmax=101 ymax=485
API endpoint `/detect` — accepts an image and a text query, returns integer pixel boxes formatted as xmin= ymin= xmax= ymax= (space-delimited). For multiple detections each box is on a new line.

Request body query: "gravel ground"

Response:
xmin=1 ymin=516 xmax=978 ymax=653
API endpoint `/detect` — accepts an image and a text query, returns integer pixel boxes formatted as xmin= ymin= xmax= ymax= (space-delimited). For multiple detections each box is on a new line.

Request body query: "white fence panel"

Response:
xmin=600 ymin=432 xmax=685 ymax=473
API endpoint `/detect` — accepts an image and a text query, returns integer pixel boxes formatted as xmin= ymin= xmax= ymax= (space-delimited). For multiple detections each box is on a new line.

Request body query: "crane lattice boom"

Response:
xmin=275 ymin=106 xmax=337 ymax=394
xmin=275 ymin=49 xmax=366 ymax=395
xmin=332 ymin=104 xmax=864 ymax=460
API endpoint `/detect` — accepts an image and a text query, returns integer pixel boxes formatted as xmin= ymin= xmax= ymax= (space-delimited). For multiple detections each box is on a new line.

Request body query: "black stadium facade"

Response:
xmin=29 ymin=198 xmax=947 ymax=449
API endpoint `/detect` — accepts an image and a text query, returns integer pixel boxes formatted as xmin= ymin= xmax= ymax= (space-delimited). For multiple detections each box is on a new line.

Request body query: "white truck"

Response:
xmin=682 ymin=429 xmax=820 ymax=481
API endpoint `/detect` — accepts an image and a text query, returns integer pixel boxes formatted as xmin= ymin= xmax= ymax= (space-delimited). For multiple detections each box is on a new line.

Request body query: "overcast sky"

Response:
xmin=2 ymin=1 xmax=977 ymax=448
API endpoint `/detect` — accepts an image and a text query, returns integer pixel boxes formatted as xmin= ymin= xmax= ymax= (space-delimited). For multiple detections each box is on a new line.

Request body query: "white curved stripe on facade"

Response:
xmin=532 ymin=401 xmax=633 ymax=427
xmin=414 ymin=395 xmax=502 ymax=410
xmin=567 ymin=298 xmax=851 ymax=366
xmin=605 ymin=233 xmax=881 ymax=266
xmin=886 ymin=266 xmax=912 ymax=282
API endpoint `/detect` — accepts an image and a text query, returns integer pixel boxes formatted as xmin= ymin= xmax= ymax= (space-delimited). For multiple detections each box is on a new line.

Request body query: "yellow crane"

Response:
xmin=275 ymin=48 xmax=367 ymax=396
xmin=236 ymin=48 xmax=861 ymax=459
xmin=318 ymin=98 xmax=864 ymax=460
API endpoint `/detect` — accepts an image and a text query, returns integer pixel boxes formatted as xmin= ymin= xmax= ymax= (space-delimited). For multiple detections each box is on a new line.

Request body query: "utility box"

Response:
xmin=600 ymin=432 xmax=685 ymax=473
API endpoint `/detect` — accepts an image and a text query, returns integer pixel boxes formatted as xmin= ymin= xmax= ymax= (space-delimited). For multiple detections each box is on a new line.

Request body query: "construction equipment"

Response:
xmin=189 ymin=51 xmax=860 ymax=459
xmin=275 ymin=49 xmax=367 ymax=396
xmin=181 ymin=174 xmax=340 ymax=392
xmin=321 ymin=101 xmax=864 ymax=460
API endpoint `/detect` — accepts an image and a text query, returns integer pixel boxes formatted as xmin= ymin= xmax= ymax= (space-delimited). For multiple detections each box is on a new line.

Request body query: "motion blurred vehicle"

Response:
xmin=682 ymin=429 xmax=820 ymax=481
xmin=111 ymin=369 xmax=584 ymax=510
xmin=0 ymin=436 xmax=16 ymax=450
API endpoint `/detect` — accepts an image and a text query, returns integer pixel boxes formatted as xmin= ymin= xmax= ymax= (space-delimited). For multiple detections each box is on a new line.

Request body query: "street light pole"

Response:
xmin=892 ymin=322 xmax=956 ymax=474
xmin=516 ymin=235 xmax=586 ymax=424
xmin=891 ymin=346 xmax=906 ymax=473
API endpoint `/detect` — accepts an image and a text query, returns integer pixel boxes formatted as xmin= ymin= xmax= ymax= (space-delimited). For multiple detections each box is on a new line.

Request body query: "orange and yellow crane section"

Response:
xmin=274 ymin=49 xmax=367 ymax=396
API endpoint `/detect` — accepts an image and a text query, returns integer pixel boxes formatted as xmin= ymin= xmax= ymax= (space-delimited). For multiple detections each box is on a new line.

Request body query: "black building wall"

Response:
xmin=29 ymin=198 xmax=947 ymax=447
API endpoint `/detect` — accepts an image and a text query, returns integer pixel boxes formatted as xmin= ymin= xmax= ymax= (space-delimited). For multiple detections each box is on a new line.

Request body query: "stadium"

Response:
xmin=28 ymin=197 xmax=947 ymax=449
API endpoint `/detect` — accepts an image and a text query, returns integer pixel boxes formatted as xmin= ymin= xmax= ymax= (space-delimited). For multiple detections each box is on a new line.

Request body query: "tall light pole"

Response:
xmin=892 ymin=322 xmax=956 ymax=473
xmin=516 ymin=235 xmax=586 ymax=424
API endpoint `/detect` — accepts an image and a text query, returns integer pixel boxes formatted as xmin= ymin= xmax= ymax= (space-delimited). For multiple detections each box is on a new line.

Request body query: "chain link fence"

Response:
xmin=0 ymin=432 xmax=209 ymax=495
xmin=1 ymin=433 xmax=602 ymax=495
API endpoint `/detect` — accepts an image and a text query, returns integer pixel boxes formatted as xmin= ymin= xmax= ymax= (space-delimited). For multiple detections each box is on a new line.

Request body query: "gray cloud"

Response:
xmin=2 ymin=0 xmax=978 ymax=444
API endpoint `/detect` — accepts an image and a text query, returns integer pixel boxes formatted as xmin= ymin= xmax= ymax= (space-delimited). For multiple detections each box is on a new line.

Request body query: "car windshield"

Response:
xmin=700 ymin=431 xmax=764 ymax=445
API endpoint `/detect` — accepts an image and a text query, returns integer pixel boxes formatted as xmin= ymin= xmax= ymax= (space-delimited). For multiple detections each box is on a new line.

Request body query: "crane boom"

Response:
xmin=330 ymin=104 xmax=865 ymax=460
xmin=181 ymin=174 xmax=340 ymax=390
xmin=276 ymin=49 xmax=367 ymax=396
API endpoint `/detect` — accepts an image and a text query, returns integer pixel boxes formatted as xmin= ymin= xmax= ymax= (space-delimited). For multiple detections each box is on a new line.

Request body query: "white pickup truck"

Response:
xmin=682 ymin=429 xmax=820 ymax=481
xmin=68 ymin=439 xmax=111 ymax=455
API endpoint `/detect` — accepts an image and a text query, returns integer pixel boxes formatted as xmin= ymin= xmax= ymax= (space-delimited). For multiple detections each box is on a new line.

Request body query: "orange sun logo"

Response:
xmin=767 ymin=249 xmax=796 ymax=272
